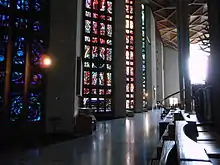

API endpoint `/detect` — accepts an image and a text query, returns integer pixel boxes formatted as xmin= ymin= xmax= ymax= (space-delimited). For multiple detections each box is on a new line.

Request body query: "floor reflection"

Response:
xmin=0 ymin=110 xmax=161 ymax=165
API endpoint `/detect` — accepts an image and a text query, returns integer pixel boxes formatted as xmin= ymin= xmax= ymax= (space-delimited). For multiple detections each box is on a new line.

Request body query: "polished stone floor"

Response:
xmin=0 ymin=110 xmax=161 ymax=165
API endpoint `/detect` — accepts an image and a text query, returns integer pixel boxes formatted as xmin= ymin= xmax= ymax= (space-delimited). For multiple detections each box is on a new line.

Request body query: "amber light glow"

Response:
xmin=41 ymin=55 xmax=52 ymax=68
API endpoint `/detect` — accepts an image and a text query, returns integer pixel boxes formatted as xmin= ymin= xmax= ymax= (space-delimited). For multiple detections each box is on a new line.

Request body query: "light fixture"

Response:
xmin=40 ymin=54 xmax=52 ymax=68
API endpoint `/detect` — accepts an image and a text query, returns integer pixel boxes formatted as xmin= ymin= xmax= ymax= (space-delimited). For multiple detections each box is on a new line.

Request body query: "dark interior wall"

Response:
xmin=207 ymin=0 xmax=220 ymax=132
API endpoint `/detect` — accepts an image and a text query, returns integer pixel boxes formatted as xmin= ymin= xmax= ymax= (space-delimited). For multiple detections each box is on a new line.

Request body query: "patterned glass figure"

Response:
xmin=0 ymin=35 xmax=8 ymax=64
xmin=0 ymin=0 xmax=10 ymax=7
xmin=85 ymin=20 xmax=91 ymax=33
xmin=13 ymin=37 xmax=25 ymax=65
xmin=86 ymin=0 xmax=91 ymax=9
xmin=31 ymin=73 xmax=43 ymax=85
xmin=16 ymin=0 xmax=29 ymax=10
xmin=33 ymin=0 xmax=40 ymax=11
xmin=0 ymin=14 xmax=9 ymax=27
xmin=10 ymin=95 xmax=23 ymax=121
xmin=15 ymin=18 xmax=28 ymax=29
xmin=33 ymin=21 xmax=41 ymax=31
xmin=31 ymin=39 xmax=44 ymax=65
xmin=28 ymin=93 xmax=41 ymax=121
xmin=11 ymin=72 xmax=25 ymax=84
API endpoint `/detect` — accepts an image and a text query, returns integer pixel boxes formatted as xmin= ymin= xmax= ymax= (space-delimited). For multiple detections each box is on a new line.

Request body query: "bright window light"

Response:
xmin=189 ymin=44 xmax=209 ymax=84
xmin=169 ymin=97 xmax=178 ymax=106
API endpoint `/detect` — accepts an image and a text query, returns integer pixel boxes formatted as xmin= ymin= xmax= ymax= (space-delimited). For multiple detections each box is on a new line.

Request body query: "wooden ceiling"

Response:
xmin=149 ymin=0 xmax=208 ymax=49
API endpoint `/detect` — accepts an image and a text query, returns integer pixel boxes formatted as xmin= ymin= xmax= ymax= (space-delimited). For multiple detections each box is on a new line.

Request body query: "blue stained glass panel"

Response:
xmin=0 ymin=14 xmax=9 ymax=27
xmin=0 ymin=95 xmax=4 ymax=109
xmin=0 ymin=35 xmax=8 ymax=64
xmin=10 ymin=94 xmax=23 ymax=121
xmin=33 ymin=0 xmax=41 ymax=11
xmin=31 ymin=73 xmax=43 ymax=85
xmin=33 ymin=21 xmax=41 ymax=31
xmin=28 ymin=93 xmax=41 ymax=121
xmin=11 ymin=72 xmax=25 ymax=84
xmin=0 ymin=72 xmax=5 ymax=84
xmin=31 ymin=39 xmax=44 ymax=65
xmin=0 ymin=0 xmax=10 ymax=7
xmin=15 ymin=18 xmax=28 ymax=29
xmin=13 ymin=37 xmax=25 ymax=65
xmin=16 ymin=0 xmax=29 ymax=11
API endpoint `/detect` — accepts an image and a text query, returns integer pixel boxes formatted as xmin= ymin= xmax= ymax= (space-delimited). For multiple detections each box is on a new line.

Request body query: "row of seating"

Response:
xmin=150 ymin=109 xmax=217 ymax=165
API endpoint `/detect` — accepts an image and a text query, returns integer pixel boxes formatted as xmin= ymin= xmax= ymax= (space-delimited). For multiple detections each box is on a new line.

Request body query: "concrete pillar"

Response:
xmin=134 ymin=1 xmax=143 ymax=113
xmin=45 ymin=0 xmax=79 ymax=133
xmin=113 ymin=0 xmax=126 ymax=117
xmin=161 ymin=42 xmax=165 ymax=100
xmin=176 ymin=0 xmax=192 ymax=111
xmin=156 ymin=37 xmax=163 ymax=101
xmin=145 ymin=5 xmax=152 ymax=109
xmin=150 ymin=11 xmax=157 ymax=107
xmin=207 ymin=0 xmax=220 ymax=131
xmin=164 ymin=47 xmax=180 ymax=105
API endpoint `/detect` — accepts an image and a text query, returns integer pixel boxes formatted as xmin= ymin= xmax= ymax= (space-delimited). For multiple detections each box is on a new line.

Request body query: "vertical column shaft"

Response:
xmin=176 ymin=0 xmax=192 ymax=111
xmin=113 ymin=0 xmax=126 ymax=117
xmin=46 ymin=0 xmax=78 ymax=133
xmin=134 ymin=1 xmax=143 ymax=113
xmin=145 ymin=5 xmax=152 ymax=109
xmin=207 ymin=0 xmax=220 ymax=130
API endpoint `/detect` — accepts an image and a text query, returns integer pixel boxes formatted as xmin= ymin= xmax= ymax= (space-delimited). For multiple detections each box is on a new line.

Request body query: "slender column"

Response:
xmin=176 ymin=0 xmax=192 ymax=111
xmin=207 ymin=0 xmax=220 ymax=130
xmin=145 ymin=5 xmax=152 ymax=109
xmin=150 ymin=11 xmax=157 ymax=107
xmin=134 ymin=1 xmax=143 ymax=113
xmin=113 ymin=0 xmax=126 ymax=117
xmin=45 ymin=0 xmax=79 ymax=133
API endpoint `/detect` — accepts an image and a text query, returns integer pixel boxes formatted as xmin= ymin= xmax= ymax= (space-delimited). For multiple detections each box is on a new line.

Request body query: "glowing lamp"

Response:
xmin=40 ymin=55 xmax=52 ymax=68
xmin=144 ymin=93 xmax=148 ymax=97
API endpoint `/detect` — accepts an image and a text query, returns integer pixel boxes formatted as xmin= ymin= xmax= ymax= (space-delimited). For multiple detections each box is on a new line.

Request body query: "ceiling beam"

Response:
xmin=150 ymin=0 xmax=164 ymax=8
xmin=154 ymin=12 xmax=176 ymax=27
xmin=155 ymin=7 xmax=176 ymax=12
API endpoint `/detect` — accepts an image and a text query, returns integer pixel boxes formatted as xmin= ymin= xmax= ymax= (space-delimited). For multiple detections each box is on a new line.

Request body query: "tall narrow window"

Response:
xmin=125 ymin=0 xmax=135 ymax=110
xmin=0 ymin=0 xmax=49 ymax=122
xmin=141 ymin=4 xmax=147 ymax=108
xmin=82 ymin=0 xmax=113 ymax=114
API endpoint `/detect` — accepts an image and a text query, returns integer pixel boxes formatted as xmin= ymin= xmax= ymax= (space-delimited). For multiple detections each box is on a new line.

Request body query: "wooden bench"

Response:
xmin=176 ymin=121 xmax=212 ymax=165
xmin=159 ymin=140 xmax=175 ymax=165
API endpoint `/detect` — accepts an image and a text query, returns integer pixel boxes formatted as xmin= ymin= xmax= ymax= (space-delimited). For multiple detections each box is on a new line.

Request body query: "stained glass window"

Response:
xmin=0 ymin=0 xmax=49 ymax=122
xmin=11 ymin=72 xmax=25 ymax=84
xmin=0 ymin=0 xmax=10 ymax=115
xmin=33 ymin=0 xmax=41 ymax=11
xmin=31 ymin=39 xmax=44 ymax=66
xmin=141 ymin=4 xmax=147 ymax=108
xmin=0 ymin=14 xmax=9 ymax=27
xmin=125 ymin=0 xmax=135 ymax=110
xmin=16 ymin=0 xmax=29 ymax=11
xmin=0 ymin=0 xmax=10 ymax=7
xmin=82 ymin=0 xmax=113 ymax=113
xmin=13 ymin=36 xmax=25 ymax=65
xmin=10 ymin=93 xmax=23 ymax=121
xmin=28 ymin=93 xmax=41 ymax=121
